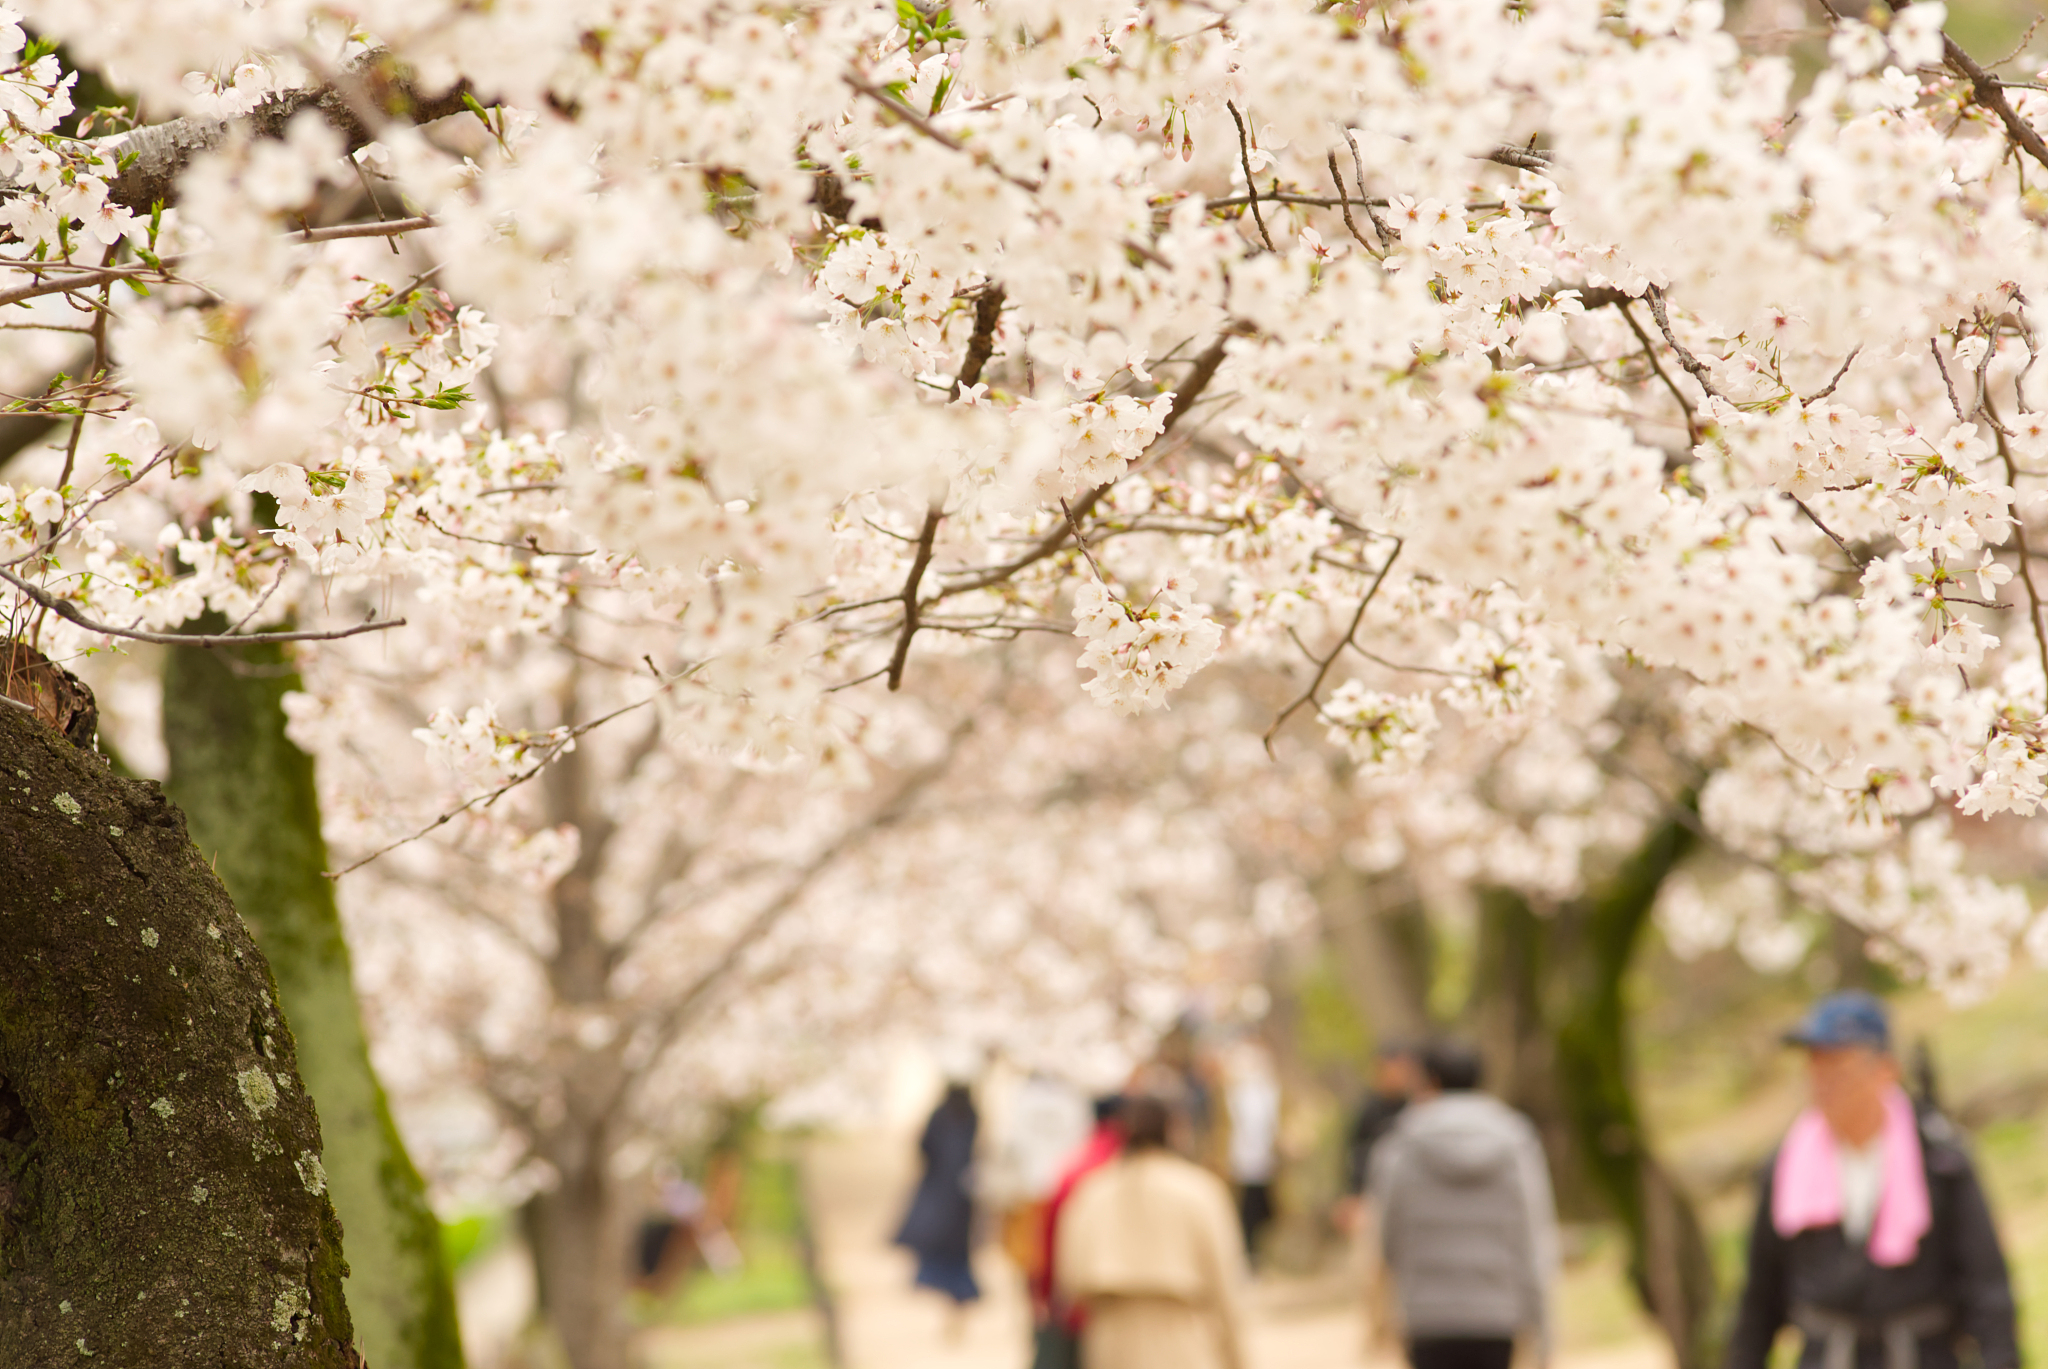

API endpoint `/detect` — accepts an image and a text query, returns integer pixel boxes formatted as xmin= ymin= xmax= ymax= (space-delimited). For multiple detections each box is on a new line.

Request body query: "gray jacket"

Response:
xmin=1369 ymin=1092 xmax=1558 ymax=1352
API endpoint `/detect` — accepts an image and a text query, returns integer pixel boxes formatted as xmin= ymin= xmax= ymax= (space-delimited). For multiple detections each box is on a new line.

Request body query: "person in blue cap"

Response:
xmin=1725 ymin=991 xmax=2017 ymax=1369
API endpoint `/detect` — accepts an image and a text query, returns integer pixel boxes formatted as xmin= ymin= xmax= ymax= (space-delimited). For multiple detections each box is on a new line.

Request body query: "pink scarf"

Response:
xmin=1772 ymin=1084 xmax=1930 ymax=1267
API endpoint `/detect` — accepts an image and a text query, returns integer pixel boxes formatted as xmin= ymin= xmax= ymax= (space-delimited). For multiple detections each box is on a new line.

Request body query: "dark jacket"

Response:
xmin=1344 ymin=1090 xmax=1408 ymax=1195
xmin=1726 ymin=1112 xmax=2017 ymax=1369
xmin=893 ymin=1088 xmax=978 ymax=1263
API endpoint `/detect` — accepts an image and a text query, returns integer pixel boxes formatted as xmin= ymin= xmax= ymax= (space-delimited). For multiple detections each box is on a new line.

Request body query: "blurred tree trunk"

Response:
xmin=0 ymin=692 xmax=357 ymax=1365
xmin=1317 ymin=862 xmax=1432 ymax=1043
xmin=1468 ymin=889 xmax=1592 ymax=1219
xmin=163 ymin=631 xmax=465 ymax=1369
xmin=526 ymin=1134 xmax=627 ymax=1369
xmin=1547 ymin=815 xmax=1718 ymax=1369
xmin=525 ymin=646 xmax=635 ymax=1369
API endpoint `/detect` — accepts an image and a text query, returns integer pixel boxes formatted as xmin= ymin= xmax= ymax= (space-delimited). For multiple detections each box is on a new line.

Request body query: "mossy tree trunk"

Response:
xmin=1468 ymin=888 xmax=1596 ymax=1219
xmin=1544 ymin=816 xmax=1719 ymax=1369
xmin=163 ymin=634 xmax=464 ymax=1369
xmin=0 ymin=702 xmax=358 ymax=1365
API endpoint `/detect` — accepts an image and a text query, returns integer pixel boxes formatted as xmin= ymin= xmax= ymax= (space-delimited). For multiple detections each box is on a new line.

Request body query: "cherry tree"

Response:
xmin=276 ymin=614 xmax=1283 ymax=1367
xmin=7 ymin=0 xmax=2048 ymax=1360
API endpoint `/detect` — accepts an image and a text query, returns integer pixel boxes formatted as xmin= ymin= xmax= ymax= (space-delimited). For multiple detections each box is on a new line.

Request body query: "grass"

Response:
xmin=631 ymin=1151 xmax=821 ymax=1329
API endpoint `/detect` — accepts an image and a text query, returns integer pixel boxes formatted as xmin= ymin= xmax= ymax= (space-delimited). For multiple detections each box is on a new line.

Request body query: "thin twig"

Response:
xmin=0 ymin=564 xmax=402 ymax=646
xmin=57 ymin=246 xmax=117 ymax=490
xmin=1353 ymin=646 xmax=1482 ymax=679
xmin=325 ymin=686 xmax=682 ymax=878
xmin=417 ymin=510 xmax=595 ymax=557
xmin=1801 ymin=347 xmax=1861 ymax=405
xmin=1262 ymin=540 xmax=1402 ymax=756
xmin=1989 ymin=401 xmax=2048 ymax=692
xmin=2 ymin=444 xmax=177 ymax=570
xmin=229 ymin=555 xmax=294 ymax=635
xmin=1931 ymin=337 xmax=1968 ymax=423
xmin=1227 ymin=102 xmax=1275 ymax=251
xmin=1343 ymin=128 xmax=1394 ymax=251
xmin=1790 ymin=495 xmax=1864 ymax=566
xmin=1617 ymin=300 xmax=1699 ymax=443
xmin=297 ymin=214 xmax=437 ymax=243
xmin=1325 ymin=152 xmax=1377 ymax=255
xmin=844 ymin=75 xmax=1041 ymax=192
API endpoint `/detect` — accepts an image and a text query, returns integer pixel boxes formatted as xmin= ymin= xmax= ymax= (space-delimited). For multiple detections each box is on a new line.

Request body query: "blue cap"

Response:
xmin=1784 ymin=991 xmax=1890 ymax=1051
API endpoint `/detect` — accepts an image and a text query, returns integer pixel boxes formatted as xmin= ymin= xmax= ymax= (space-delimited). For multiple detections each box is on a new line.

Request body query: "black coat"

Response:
xmin=893 ymin=1090 xmax=978 ymax=1263
xmin=1725 ymin=1112 xmax=2018 ymax=1369
xmin=1344 ymin=1091 xmax=1408 ymax=1194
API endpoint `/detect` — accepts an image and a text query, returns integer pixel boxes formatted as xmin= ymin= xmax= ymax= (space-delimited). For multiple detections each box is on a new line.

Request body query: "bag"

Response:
xmin=1031 ymin=1323 xmax=1081 ymax=1369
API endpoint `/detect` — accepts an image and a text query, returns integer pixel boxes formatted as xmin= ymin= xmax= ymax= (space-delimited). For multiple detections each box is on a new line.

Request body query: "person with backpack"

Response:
xmin=1726 ymin=992 xmax=2018 ymax=1369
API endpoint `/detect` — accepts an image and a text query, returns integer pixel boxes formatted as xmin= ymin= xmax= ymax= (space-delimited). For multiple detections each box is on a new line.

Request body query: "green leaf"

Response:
xmin=122 ymin=278 xmax=150 ymax=297
xmin=416 ymin=384 xmax=474 ymax=412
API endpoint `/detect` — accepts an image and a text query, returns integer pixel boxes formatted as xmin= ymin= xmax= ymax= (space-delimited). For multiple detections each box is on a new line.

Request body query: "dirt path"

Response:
xmin=638 ymin=1126 xmax=1677 ymax=1369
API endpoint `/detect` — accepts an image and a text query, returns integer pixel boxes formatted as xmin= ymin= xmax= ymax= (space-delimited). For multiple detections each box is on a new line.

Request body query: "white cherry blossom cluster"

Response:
xmin=5 ymin=0 xmax=2048 ymax=1014
xmin=1072 ymin=577 xmax=1223 ymax=714
xmin=1321 ymin=681 xmax=1440 ymax=776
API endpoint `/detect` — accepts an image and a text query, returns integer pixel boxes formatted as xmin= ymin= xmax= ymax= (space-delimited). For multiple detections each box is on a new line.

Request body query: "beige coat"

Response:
xmin=1054 ymin=1149 xmax=1248 ymax=1369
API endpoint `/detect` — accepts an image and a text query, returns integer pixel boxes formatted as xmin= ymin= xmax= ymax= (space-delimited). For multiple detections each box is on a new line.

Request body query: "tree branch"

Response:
xmin=948 ymin=283 xmax=1005 ymax=400
xmin=843 ymin=74 xmax=1041 ymax=192
xmin=1227 ymin=102 xmax=1275 ymax=251
xmin=323 ymin=685 xmax=682 ymax=878
xmin=89 ymin=53 xmax=474 ymax=213
xmin=1789 ymin=495 xmax=1865 ymax=566
xmin=1802 ymin=347 xmax=1861 ymax=405
xmin=0 ymin=564 xmax=401 ymax=647
xmin=934 ymin=331 xmax=1236 ymax=598
xmin=1644 ymin=287 xmax=1729 ymax=402
xmin=884 ymin=506 xmax=943 ymax=691
xmin=1262 ymin=539 xmax=1403 ymax=756
xmin=297 ymin=214 xmax=438 ymax=243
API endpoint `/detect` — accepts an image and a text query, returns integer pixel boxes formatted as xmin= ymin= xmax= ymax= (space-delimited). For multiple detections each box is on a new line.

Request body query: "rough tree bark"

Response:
xmin=0 ymin=697 xmax=358 ymax=1366
xmin=86 ymin=53 xmax=474 ymax=213
xmin=163 ymin=633 xmax=465 ymax=1369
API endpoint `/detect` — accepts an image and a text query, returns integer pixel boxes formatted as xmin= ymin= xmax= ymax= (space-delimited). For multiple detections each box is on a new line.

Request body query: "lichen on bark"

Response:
xmin=0 ymin=703 xmax=358 ymax=1366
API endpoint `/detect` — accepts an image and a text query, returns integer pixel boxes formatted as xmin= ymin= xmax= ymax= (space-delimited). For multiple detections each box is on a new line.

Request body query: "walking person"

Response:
xmin=893 ymin=1080 xmax=982 ymax=1336
xmin=1336 ymin=1040 xmax=1424 ymax=1354
xmin=1725 ymin=992 xmax=2018 ymax=1369
xmin=1056 ymin=1094 xmax=1249 ymax=1369
xmin=1031 ymin=1094 xmax=1125 ymax=1369
xmin=1225 ymin=1039 xmax=1282 ymax=1265
xmin=1337 ymin=1039 xmax=1424 ymax=1228
xmin=1370 ymin=1039 xmax=1557 ymax=1369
